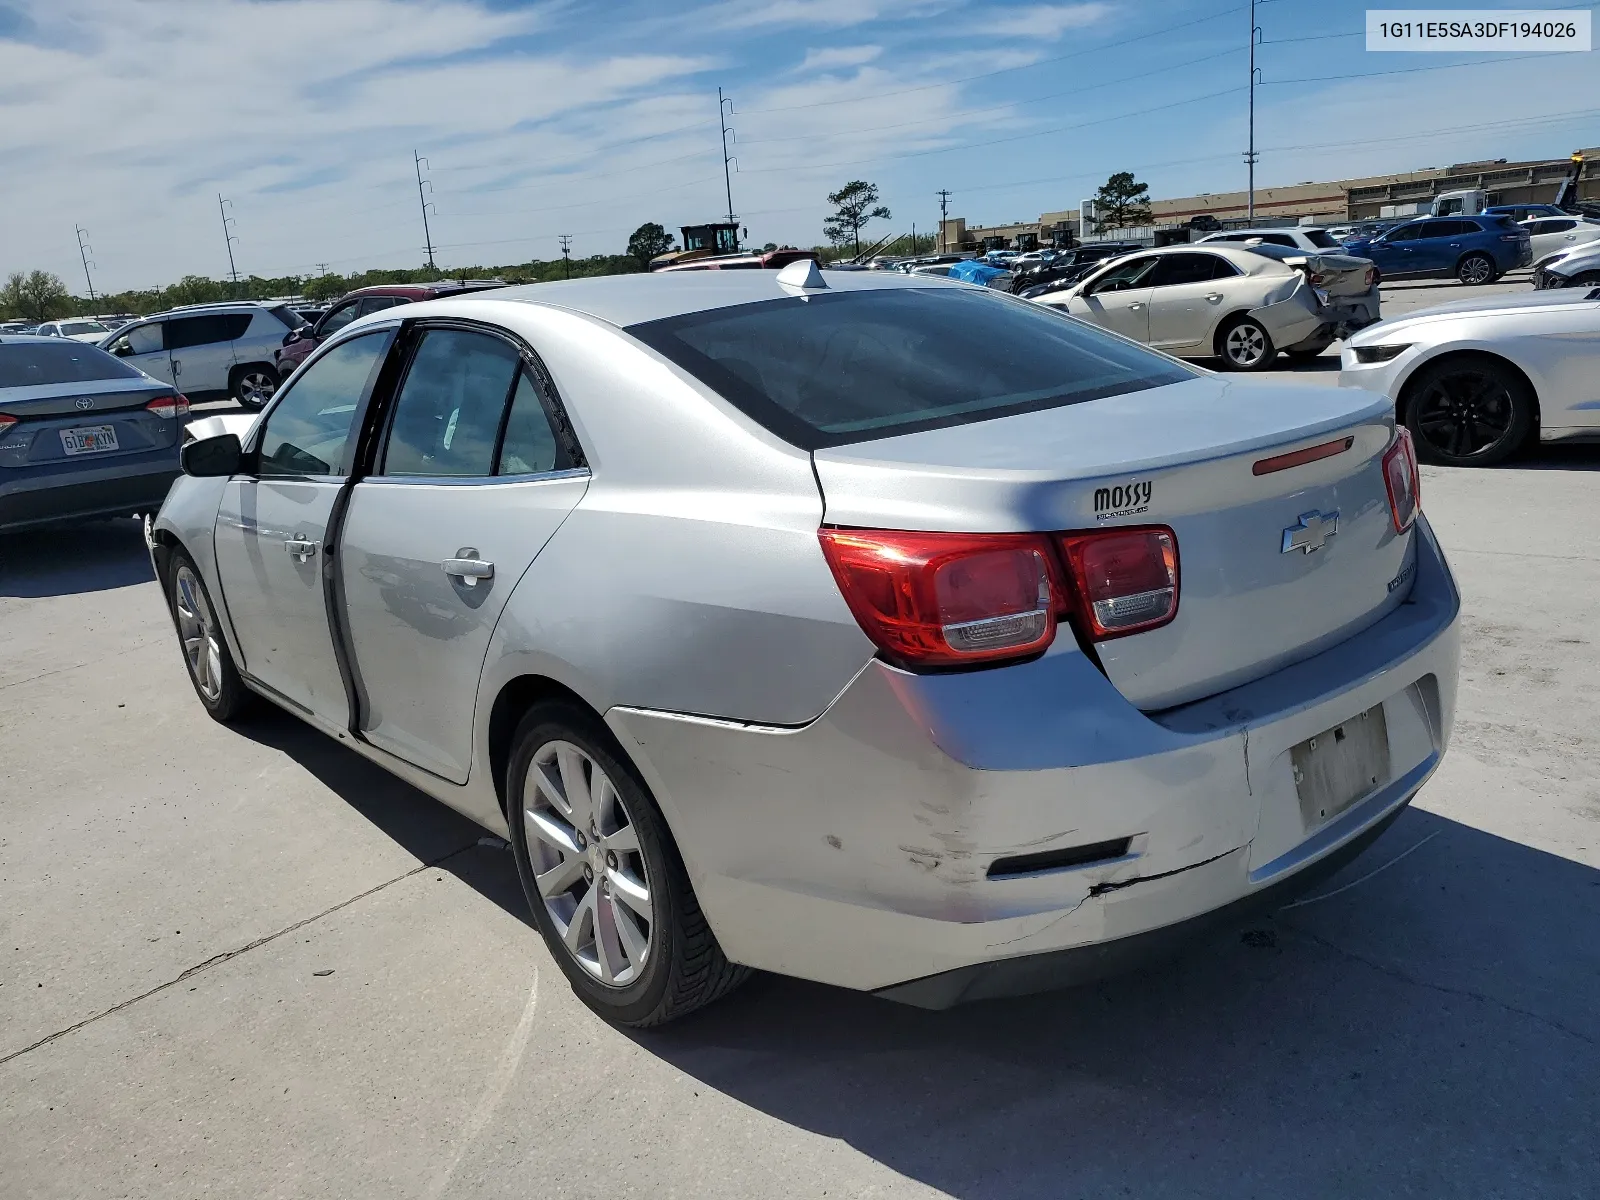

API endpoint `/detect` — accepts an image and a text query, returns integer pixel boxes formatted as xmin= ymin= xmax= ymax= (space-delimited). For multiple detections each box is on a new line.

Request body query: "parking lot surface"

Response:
xmin=3 ymin=277 xmax=1597 ymax=1198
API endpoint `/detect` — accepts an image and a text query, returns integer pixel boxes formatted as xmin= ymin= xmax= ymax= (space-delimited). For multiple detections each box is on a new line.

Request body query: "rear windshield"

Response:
xmin=1305 ymin=230 xmax=1340 ymax=248
xmin=0 ymin=341 xmax=141 ymax=388
xmin=626 ymin=287 xmax=1194 ymax=449
xmin=268 ymin=304 xmax=306 ymax=330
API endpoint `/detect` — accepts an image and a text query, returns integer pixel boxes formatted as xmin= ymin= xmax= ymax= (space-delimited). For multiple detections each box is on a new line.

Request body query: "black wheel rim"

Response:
xmin=1414 ymin=371 xmax=1515 ymax=460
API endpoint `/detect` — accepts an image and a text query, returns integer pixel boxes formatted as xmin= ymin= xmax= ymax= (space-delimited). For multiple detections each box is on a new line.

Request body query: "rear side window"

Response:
xmin=497 ymin=371 xmax=568 ymax=475
xmin=1305 ymin=230 xmax=1340 ymax=248
xmin=268 ymin=305 xmax=305 ymax=330
xmin=1148 ymin=253 xmax=1236 ymax=286
xmin=167 ymin=314 xmax=250 ymax=348
xmin=627 ymin=288 xmax=1193 ymax=450
xmin=0 ymin=342 xmax=141 ymax=387
xmin=379 ymin=330 xmax=520 ymax=477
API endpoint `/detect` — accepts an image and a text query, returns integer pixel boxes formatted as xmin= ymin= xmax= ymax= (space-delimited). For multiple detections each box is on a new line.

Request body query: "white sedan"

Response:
xmin=33 ymin=318 xmax=112 ymax=343
xmin=1032 ymin=244 xmax=1379 ymax=370
xmin=1521 ymin=215 xmax=1600 ymax=269
xmin=1340 ymin=289 xmax=1600 ymax=466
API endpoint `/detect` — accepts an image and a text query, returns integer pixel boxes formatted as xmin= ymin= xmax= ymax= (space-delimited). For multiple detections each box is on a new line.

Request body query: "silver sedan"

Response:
xmin=1031 ymin=244 xmax=1379 ymax=370
xmin=149 ymin=265 xmax=1458 ymax=1025
xmin=1340 ymin=289 xmax=1600 ymax=465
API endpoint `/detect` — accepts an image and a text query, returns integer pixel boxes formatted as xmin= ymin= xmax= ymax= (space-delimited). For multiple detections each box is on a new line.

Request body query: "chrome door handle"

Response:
xmin=1205 ymin=292 xmax=1224 ymax=301
xmin=443 ymin=549 xmax=494 ymax=587
xmin=1127 ymin=302 xmax=1144 ymax=310
xmin=284 ymin=536 xmax=317 ymax=562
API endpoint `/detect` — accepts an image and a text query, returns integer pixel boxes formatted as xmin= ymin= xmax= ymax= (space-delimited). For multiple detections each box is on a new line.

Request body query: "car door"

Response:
xmin=1145 ymin=252 xmax=1240 ymax=352
xmin=166 ymin=313 xmax=251 ymax=397
xmin=1527 ymin=218 xmax=1578 ymax=262
xmin=1369 ymin=223 xmax=1424 ymax=275
xmin=212 ymin=330 xmax=396 ymax=727
xmin=1410 ymin=221 xmax=1464 ymax=273
xmin=1065 ymin=255 xmax=1157 ymax=342
xmin=104 ymin=319 xmax=176 ymax=385
xmin=338 ymin=324 xmax=588 ymax=783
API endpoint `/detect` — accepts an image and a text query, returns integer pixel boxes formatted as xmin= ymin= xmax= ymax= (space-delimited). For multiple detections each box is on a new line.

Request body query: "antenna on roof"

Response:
xmin=777 ymin=258 xmax=827 ymax=296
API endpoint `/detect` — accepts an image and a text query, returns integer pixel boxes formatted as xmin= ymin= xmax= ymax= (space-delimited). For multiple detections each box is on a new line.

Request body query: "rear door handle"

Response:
xmin=443 ymin=548 xmax=494 ymax=587
xmin=284 ymin=536 xmax=317 ymax=562
xmin=1127 ymin=302 xmax=1144 ymax=310
xmin=172 ymin=359 xmax=182 ymax=375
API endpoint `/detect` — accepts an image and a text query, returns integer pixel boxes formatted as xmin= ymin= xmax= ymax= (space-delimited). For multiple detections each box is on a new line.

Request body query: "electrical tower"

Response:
xmin=217 ymin=195 xmax=240 ymax=289
xmin=75 ymin=226 xmax=98 ymax=306
xmin=415 ymin=150 xmax=438 ymax=272
xmin=719 ymin=88 xmax=738 ymax=245
xmin=558 ymin=235 xmax=572 ymax=280
xmin=936 ymin=189 xmax=951 ymax=252
xmin=1245 ymin=0 xmax=1261 ymax=221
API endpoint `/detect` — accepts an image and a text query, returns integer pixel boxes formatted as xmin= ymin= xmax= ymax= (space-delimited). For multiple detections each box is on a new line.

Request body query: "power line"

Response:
xmin=414 ymin=150 xmax=437 ymax=271
xmin=1264 ymin=51 xmax=1548 ymax=85
xmin=217 ymin=195 xmax=240 ymax=287
xmin=719 ymin=87 xmax=738 ymax=235
xmin=74 ymin=225 xmax=97 ymax=306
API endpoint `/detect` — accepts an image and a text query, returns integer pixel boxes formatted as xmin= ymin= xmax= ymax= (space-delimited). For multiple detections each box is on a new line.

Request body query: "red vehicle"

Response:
xmin=275 ymin=280 xmax=505 ymax=376
xmin=653 ymin=248 xmax=820 ymax=273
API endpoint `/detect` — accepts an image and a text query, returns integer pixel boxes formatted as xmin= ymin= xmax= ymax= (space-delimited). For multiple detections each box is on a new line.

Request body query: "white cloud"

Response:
xmin=795 ymin=45 xmax=884 ymax=72
xmin=705 ymin=0 xmax=945 ymax=31
xmin=984 ymin=3 xmax=1112 ymax=39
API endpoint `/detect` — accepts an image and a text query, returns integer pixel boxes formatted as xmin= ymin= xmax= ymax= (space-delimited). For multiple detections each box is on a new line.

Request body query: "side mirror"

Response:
xmin=180 ymin=432 xmax=242 ymax=478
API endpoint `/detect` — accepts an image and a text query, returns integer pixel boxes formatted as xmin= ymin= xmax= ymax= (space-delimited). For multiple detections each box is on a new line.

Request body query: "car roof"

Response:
xmin=384 ymin=269 xmax=966 ymax=328
xmin=0 ymin=333 xmax=77 ymax=344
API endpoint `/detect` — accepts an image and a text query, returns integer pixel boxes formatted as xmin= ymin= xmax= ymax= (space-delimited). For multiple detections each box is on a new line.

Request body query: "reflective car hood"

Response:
xmin=1347 ymin=289 xmax=1600 ymax=342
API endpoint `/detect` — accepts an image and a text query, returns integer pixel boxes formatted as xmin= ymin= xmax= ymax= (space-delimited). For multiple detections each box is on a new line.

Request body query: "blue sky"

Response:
xmin=1 ymin=0 xmax=1595 ymax=291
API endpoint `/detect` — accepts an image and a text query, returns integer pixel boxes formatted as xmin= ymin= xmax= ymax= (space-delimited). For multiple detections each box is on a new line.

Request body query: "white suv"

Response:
xmin=98 ymin=302 xmax=304 ymax=409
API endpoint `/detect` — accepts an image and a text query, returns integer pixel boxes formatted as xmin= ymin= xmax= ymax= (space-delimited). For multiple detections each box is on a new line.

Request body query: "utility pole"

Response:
xmin=719 ymin=87 xmax=738 ymax=247
xmin=217 ymin=195 xmax=240 ymax=291
xmin=937 ymin=188 xmax=951 ymax=252
xmin=558 ymin=235 xmax=572 ymax=279
xmin=1245 ymin=0 xmax=1260 ymax=221
xmin=315 ymin=262 xmax=329 ymax=276
xmin=75 ymin=225 xmax=98 ymax=307
xmin=414 ymin=150 xmax=437 ymax=272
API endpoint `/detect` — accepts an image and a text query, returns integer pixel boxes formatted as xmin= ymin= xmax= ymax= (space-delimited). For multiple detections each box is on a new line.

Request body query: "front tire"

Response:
xmin=231 ymin=364 xmax=279 ymax=410
xmin=166 ymin=550 xmax=254 ymax=721
xmin=1403 ymin=356 xmax=1534 ymax=467
xmin=1456 ymin=253 xmax=1497 ymax=286
xmin=506 ymin=701 xmax=749 ymax=1027
xmin=1217 ymin=316 xmax=1277 ymax=371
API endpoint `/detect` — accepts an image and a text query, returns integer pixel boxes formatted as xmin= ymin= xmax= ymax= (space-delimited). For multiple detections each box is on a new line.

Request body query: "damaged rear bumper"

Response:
xmin=605 ymin=518 xmax=1459 ymax=1000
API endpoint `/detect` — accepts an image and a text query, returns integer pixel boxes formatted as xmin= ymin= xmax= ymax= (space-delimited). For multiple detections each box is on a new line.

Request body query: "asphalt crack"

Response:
xmin=1283 ymin=924 xmax=1597 ymax=1048
xmin=0 ymin=840 xmax=478 ymax=1067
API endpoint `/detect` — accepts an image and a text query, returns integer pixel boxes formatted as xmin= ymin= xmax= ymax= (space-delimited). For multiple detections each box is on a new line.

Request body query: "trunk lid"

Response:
xmin=1280 ymin=252 xmax=1374 ymax=298
xmin=0 ymin=377 xmax=181 ymax=468
xmin=813 ymin=375 xmax=1410 ymax=710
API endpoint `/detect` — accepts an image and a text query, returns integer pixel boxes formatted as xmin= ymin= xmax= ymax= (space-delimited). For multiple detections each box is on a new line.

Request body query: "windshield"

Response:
xmin=59 ymin=320 xmax=109 ymax=336
xmin=626 ymin=287 xmax=1194 ymax=449
xmin=0 ymin=341 xmax=141 ymax=387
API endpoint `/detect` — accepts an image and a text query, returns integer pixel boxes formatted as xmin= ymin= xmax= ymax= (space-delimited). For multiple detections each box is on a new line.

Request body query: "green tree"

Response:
xmin=823 ymin=180 xmax=891 ymax=256
xmin=1 ymin=270 xmax=71 ymax=322
xmin=1091 ymin=172 xmax=1152 ymax=232
xmin=626 ymin=223 xmax=675 ymax=267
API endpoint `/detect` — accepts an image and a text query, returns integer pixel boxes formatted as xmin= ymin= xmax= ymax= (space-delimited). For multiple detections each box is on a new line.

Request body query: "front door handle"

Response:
xmin=443 ymin=548 xmax=494 ymax=587
xmin=172 ymin=359 xmax=182 ymax=376
xmin=284 ymin=536 xmax=317 ymax=562
xmin=1126 ymin=302 xmax=1144 ymax=310
xmin=1205 ymin=292 xmax=1224 ymax=302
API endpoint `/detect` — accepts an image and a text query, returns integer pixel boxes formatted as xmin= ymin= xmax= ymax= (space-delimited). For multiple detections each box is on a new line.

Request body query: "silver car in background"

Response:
xmin=149 ymin=267 xmax=1456 ymax=1026
xmin=1341 ymin=288 xmax=1600 ymax=466
xmin=1031 ymin=244 xmax=1378 ymax=370
xmin=99 ymin=302 xmax=304 ymax=408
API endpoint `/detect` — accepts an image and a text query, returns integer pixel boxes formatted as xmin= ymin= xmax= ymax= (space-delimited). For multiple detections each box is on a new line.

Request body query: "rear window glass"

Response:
xmin=268 ymin=305 xmax=306 ymax=330
xmin=626 ymin=288 xmax=1194 ymax=450
xmin=0 ymin=341 xmax=141 ymax=387
xmin=1305 ymin=230 xmax=1340 ymax=248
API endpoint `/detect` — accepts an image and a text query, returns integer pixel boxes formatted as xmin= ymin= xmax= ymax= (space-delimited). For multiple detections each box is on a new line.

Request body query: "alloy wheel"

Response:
xmin=237 ymin=370 xmax=276 ymax=406
xmin=522 ymin=740 xmax=654 ymax=986
xmin=1224 ymin=322 xmax=1267 ymax=368
xmin=173 ymin=565 xmax=223 ymax=702
xmin=1413 ymin=369 xmax=1515 ymax=460
xmin=1458 ymin=255 xmax=1494 ymax=285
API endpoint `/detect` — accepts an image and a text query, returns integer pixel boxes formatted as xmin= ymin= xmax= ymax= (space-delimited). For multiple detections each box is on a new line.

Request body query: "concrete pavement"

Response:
xmin=2 ymin=277 xmax=1597 ymax=1197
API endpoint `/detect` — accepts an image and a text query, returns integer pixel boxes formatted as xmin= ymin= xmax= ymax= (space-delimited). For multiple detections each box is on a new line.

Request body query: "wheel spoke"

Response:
xmin=593 ymin=890 xmax=623 ymax=984
xmin=590 ymin=768 xmax=617 ymax=833
xmin=563 ymin=887 xmax=596 ymax=955
xmin=534 ymin=853 xmax=586 ymax=899
xmin=606 ymin=866 xmax=652 ymax=922
xmin=525 ymin=809 xmax=580 ymax=857
xmin=609 ymin=894 xmax=649 ymax=970
xmin=556 ymin=745 xmax=592 ymax=826
xmin=529 ymin=758 xmax=570 ymax=818
xmin=601 ymin=823 xmax=639 ymax=856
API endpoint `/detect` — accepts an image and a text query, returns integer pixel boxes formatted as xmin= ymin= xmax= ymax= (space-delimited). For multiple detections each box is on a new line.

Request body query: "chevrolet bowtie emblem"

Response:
xmin=1282 ymin=509 xmax=1339 ymax=554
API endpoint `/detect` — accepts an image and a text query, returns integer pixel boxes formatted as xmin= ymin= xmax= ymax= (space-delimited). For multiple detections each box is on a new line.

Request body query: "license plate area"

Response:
xmin=60 ymin=425 xmax=119 ymax=455
xmin=1291 ymin=703 xmax=1390 ymax=828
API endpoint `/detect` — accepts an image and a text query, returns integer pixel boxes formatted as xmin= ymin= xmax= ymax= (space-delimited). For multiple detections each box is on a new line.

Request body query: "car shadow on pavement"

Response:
xmin=1513 ymin=443 xmax=1600 ymax=472
xmin=229 ymin=704 xmax=533 ymax=927
xmin=639 ymin=806 xmax=1600 ymax=1198
xmin=0 ymin=517 xmax=155 ymax=597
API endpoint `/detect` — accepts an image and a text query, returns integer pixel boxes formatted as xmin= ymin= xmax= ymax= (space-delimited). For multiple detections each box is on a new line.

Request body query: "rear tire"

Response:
xmin=505 ymin=701 xmax=749 ymax=1027
xmin=1216 ymin=316 xmax=1277 ymax=371
xmin=1568 ymin=270 xmax=1600 ymax=288
xmin=1403 ymin=356 xmax=1534 ymax=467
xmin=230 ymin=364 xmax=279 ymax=410
xmin=165 ymin=549 xmax=254 ymax=722
xmin=1456 ymin=253 xmax=1497 ymax=286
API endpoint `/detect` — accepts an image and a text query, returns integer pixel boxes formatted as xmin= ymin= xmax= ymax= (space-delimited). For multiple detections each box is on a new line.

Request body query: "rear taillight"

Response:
xmin=146 ymin=393 xmax=190 ymax=420
xmin=1363 ymin=267 xmax=1377 ymax=287
xmin=1382 ymin=427 xmax=1421 ymax=533
xmin=818 ymin=529 xmax=1057 ymax=668
xmin=1057 ymin=527 xmax=1179 ymax=640
xmin=1500 ymin=234 xmax=1524 ymax=242
xmin=0 ymin=413 xmax=15 ymax=433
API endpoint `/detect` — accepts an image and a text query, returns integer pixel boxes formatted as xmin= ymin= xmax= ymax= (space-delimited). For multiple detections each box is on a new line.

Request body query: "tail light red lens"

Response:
xmin=146 ymin=393 xmax=190 ymax=420
xmin=1058 ymin=528 xmax=1179 ymax=639
xmin=1364 ymin=267 xmax=1377 ymax=287
xmin=0 ymin=413 xmax=15 ymax=433
xmin=818 ymin=529 xmax=1057 ymax=668
xmin=1382 ymin=427 xmax=1421 ymax=533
